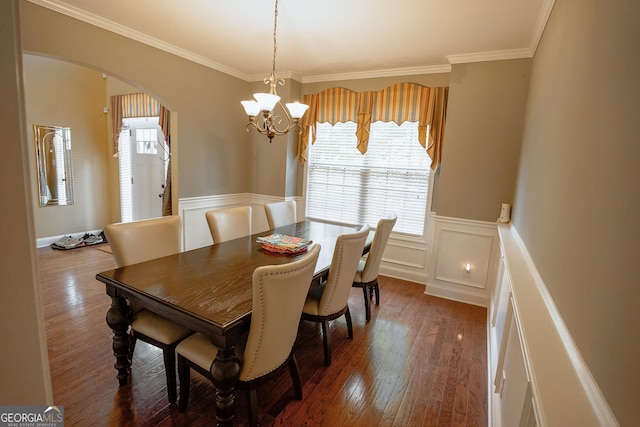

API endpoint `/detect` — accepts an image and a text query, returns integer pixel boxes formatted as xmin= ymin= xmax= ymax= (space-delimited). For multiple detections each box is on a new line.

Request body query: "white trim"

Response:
xmin=447 ymin=48 xmax=533 ymax=65
xmin=301 ymin=65 xmax=452 ymax=83
xmin=496 ymin=223 xmax=618 ymax=427
xmin=530 ymin=0 xmax=556 ymax=55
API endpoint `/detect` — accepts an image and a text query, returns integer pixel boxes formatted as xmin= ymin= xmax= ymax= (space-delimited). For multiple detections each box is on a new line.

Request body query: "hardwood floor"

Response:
xmin=38 ymin=244 xmax=488 ymax=426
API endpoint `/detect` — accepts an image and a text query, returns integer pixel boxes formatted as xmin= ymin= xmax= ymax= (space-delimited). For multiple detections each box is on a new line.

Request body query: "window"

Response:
xmin=306 ymin=121 xmax=432 ymax=236
xmin=135 ymin=128 xmax=158 ymax=155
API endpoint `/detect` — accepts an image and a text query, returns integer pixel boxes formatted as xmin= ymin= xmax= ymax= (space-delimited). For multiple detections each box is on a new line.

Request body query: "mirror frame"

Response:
xmin=34 ymin=124 xmax=74 ymax=207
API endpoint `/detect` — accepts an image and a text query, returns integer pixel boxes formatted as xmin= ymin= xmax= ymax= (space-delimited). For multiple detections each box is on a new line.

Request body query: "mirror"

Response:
xmin=34 ymin=124 xmax=74 ymax=207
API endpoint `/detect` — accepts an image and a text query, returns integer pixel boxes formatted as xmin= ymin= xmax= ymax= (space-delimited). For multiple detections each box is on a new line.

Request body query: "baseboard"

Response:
xmin=425 ymin=280 xmax=489 ymax=307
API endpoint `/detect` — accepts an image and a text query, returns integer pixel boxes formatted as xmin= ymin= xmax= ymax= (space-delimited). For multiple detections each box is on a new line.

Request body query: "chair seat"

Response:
xmin=176 ymin=333 xmax=246 ymax=374
xmin=302 ymin=282 xmax=326 ymax=316
xmin=132 ymin=310 xmax=193 ymax=345
xmin=352 ymin=259 xmax=367 ymax=283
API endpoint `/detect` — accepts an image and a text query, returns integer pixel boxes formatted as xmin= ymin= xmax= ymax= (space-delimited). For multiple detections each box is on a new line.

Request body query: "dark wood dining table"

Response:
xmin=95 ymin=219 xmax=371 ymax=426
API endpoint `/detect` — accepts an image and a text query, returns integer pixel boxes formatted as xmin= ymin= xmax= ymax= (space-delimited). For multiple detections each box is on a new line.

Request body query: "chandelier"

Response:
xmin=241 ymin=0 xmax=309 ymax=142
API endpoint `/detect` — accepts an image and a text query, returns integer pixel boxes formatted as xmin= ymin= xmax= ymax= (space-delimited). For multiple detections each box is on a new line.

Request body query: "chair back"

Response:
xmin=359 ymin=214 xmax=397 ymax=283
xmin=240 ymin=244 xmax=321 ymax=382
xmin=105 ymin=216 xmax=181 ymax=268
xmin=264 ymin=200 xmax=297 ymax=229
xmin=206 ymin=206 xmax=252 ymax=243
xmin=318 ymin=224 xmax=370 ymax=316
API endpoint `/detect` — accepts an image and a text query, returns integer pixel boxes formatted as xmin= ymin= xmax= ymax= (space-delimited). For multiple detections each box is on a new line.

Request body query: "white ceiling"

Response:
xmin=29 ymin=0 xmax=554 ymax=82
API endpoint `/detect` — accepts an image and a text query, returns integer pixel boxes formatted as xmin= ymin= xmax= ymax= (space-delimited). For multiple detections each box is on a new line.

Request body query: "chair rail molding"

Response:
xmin=426 ymin=215 xmax=500 ymax=307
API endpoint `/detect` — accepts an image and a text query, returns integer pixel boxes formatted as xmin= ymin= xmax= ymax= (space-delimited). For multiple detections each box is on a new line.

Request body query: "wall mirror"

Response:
xmin=34 ymin=124 xmax=74 ymax=207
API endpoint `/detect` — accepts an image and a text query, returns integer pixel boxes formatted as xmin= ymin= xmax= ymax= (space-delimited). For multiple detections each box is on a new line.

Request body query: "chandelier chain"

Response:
xmin=272 ymin=0 xmax=278 ymax=78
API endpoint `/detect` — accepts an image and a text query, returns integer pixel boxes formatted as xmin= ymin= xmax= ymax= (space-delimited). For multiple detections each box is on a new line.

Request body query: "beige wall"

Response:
xmin=23 ymin=54 xmax=110 ymax=238
xmin=0 ymin=0 xmax=52 ymax=404
xmin=435 ymin=59 xmax=530 ymax=221
xmin=513 ymin=0 xmax=640 ymax=424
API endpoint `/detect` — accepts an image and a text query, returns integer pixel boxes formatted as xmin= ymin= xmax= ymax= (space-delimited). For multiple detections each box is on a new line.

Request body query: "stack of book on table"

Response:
xmin=256 ymin=234 xmax=312 ymax=254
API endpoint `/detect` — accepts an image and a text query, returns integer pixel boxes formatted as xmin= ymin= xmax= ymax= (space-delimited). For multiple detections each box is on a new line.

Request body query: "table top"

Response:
xmin=96 ymin=220 xmax=367 ymax=344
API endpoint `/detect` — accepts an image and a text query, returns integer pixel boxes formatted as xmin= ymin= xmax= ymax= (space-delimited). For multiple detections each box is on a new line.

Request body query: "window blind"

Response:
xmin=306 ymin=121 xmax=431 ymax=236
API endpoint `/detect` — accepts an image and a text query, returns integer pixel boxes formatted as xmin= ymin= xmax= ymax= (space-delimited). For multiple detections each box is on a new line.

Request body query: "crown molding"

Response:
xmin=301 ymin=64 xmax=452 ymax=84
xmin=27 ymin=0 xmax=251 ymax=81
xmin=448 ymin=48 xmax=533 ymax=65
xmin=530 ymin=0 xmax=556 ymax=54
xmin=246 ymin=71 xmax=304 ymax=84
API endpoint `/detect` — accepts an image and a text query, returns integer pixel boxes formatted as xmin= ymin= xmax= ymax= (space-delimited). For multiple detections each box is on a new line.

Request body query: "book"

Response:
xmin=256 ymin=234 xmax=312 ymax=253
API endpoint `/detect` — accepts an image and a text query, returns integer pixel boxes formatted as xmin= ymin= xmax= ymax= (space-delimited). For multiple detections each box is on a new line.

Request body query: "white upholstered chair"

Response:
xmin=264 ymin=200 xmax=298 ymax=229
xmin=176 ymin=245 xmax=321 ymax=426
xmin=264 ymin=200 xmax=297 ymax=229
xmin=104 ymin=215 xmax=193 ymax=403
xmin=205 ymin=206 xmax=252 ymax=243
xmin=301 ymin=224 xmax=370 ymax=366
xmin=352 ymin=214 xmax=397 ymax=321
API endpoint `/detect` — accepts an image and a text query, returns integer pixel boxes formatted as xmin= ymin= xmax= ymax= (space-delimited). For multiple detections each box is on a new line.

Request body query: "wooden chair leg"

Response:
xmin=373 ymin=280 xmax=380 ymax=305
xmin=177 ymin=355 xmax=190 ymax=411
xmin=345 ymin=307 xmax=353 ymax=339
xmin=247 ymin=384 xmax=259 ymax=427
xmin=321 ymin=320 xmax=332 ymax=367
xmin=361 ymin=286 xmax=371 ymax=322
xmin=287 ymin=353 xmax=303 ymax=400
xmin=162 ymin=347 xmax=177 ymax=403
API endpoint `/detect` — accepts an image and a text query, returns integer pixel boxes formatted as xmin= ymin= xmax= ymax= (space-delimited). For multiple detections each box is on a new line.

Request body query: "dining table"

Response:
xmin=95 ymin=219 xmax=372 ymax=426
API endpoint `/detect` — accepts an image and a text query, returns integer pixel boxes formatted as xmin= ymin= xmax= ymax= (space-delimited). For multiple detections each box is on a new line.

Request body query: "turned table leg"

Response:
xmin=105 ymin=294 xmax=132 ymax=385
xmin=210 ymin=347 xmax=241 ymax=426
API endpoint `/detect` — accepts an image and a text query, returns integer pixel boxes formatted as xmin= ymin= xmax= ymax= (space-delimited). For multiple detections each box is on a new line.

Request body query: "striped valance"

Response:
xmin=121 ymin=93 xmax=161 ymax=118
xmin=299 ymin=83 xmax=448 ymax=170
xmin=110 ymin=93 xmax=168 ymax=156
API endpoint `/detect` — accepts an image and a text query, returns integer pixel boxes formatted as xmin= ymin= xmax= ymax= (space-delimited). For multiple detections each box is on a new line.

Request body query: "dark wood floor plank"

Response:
xmin=37 ymin=245 xmax=488 ymax=426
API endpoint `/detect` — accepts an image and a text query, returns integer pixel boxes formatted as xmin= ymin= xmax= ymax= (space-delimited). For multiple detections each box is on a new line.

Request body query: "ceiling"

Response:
xmin=29 ymin=0 xmax=554 ymax=83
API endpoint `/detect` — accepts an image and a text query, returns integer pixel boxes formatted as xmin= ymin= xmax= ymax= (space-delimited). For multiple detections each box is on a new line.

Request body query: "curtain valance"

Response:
xmin=110 ymin=93 xmax=169 ymax=156
xmin=298 ymin=83 xmax=448 ymax=170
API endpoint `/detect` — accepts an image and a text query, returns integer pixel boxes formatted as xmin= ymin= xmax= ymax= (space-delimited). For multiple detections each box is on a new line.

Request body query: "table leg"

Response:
xmin=105 ymin=294 xmax=132 ymax=385
xmin=210 ymin=347 xmax=241 ymax=426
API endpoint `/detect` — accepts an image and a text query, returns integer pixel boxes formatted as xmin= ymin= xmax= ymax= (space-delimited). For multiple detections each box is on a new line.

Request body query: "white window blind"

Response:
xmin=306 ymin=121 xmax=431 ymax=236
xmin=118 ymin=128 xmax=133 ymax=222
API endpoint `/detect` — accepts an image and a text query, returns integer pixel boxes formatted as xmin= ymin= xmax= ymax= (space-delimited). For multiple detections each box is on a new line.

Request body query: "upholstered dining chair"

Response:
xmin=176 ymin=245 xmax=321 ymax=426
xmin=301 ymin=224 xmax=370 ymax=367
xmin=264 ymin=200 xmax=297 ymax=229
xmin=205 ymin=206 xmax=252 ymax=243
xmin=104 ymin=215 xmax=193 ymax=403
xmin=352 ymin=214 xmax=397 ymax=322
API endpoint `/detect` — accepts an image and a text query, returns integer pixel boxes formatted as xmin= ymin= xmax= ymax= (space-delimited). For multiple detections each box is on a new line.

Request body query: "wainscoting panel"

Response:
xmin=426 ymin=216 xmax=499 ymax=306
xmin=489 ymin=224 xmax=618 ymax=427
xmin=178 ymin=194 xmax=299 ymax=251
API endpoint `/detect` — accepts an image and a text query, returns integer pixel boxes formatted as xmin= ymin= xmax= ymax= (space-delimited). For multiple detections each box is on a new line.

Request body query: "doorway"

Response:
xmin=118 ymin=116 xmax=169 ymax=222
